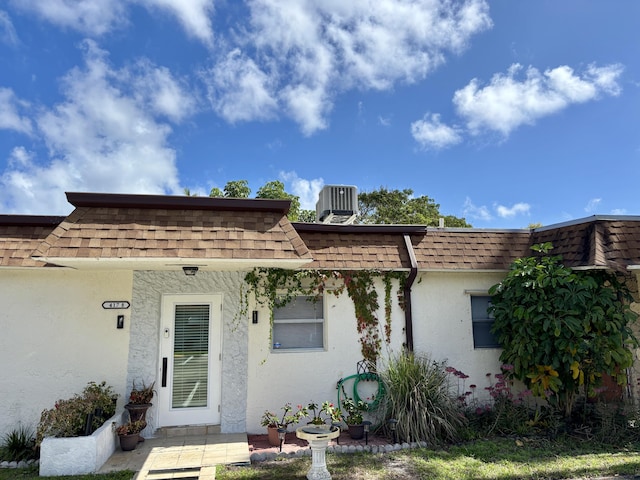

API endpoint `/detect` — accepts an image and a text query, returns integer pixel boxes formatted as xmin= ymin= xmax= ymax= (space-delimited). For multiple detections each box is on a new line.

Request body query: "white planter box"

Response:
xmin=39 ymin=412 xmax=122 ymax=476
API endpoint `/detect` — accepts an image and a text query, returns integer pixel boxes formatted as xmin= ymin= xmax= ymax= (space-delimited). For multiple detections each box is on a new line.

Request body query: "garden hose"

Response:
xmin=336 ymin=372 xmax=386 ymax=430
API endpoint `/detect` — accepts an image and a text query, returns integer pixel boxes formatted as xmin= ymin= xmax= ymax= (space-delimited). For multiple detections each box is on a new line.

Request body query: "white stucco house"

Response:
xmin=2 ymin=191 xmax=640 ymax=442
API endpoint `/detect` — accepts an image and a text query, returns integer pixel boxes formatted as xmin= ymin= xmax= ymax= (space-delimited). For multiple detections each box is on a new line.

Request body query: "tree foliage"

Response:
xmin=357 ymin=187 xmax=471 ymax=227
xmin=488 ymin=242 xmax=638 ymax=416
xmin=256 ymin=180 xmax=301 ymax=221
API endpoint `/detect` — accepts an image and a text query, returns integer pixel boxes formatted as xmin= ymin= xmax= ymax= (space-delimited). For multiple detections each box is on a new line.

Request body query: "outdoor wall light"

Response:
xmin=388 ymin=418 xmax=398 ymax=444
xmin=182 ymin=266 xmax=199 ymax=276
xmin=277 ymin=427 xmax=287 ymax=452
xmin=362 ymin=420 xmax=372 ymax=445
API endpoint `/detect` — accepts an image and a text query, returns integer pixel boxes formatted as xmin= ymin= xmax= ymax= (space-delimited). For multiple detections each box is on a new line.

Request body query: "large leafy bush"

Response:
xmin=489 ymin=243 xmax=638 ymax=416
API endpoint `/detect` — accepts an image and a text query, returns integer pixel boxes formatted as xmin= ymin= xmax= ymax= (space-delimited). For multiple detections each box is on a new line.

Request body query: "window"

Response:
xmin=272 ymin=295 xmax=324 ymax=350
xmin=471 ymin=295 xmax=500 ymax=348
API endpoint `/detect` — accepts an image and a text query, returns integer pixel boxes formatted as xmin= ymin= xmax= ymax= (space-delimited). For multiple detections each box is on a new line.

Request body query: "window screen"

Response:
xmin=471 ymin=295 xmax=500 ymax=349
xmin=272 ymin=295 xmax=324 ymax=350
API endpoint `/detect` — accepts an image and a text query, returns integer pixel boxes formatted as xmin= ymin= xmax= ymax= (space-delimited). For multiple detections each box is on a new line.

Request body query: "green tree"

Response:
xmin=223 ymin=180 xmax=251 ymax=198
xmin=488 ymin=242 xmax=638 ymax=416
xmin=256 ymin=180 xmax=301 ymax=221
xmin=297 ymin=209 xmax=316 ymax=223
xmin=357 ymin=187 xmax=471 ymax=227
xmin=208 ymin=187 xmax=224 ymax=197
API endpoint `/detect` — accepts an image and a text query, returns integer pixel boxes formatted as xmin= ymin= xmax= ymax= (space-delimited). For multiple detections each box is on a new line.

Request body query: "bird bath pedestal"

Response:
xmin=296 ymin=425 xmax=341 ymax=480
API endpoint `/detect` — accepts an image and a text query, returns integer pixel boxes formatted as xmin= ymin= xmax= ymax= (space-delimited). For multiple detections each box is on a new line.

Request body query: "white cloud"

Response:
xmin=11 ymin=0 xmax=128 ymax=36
xmin=411 ymin=113 xmax=462 ymax=150
xmin=280 ymin=171 xmax=324 ymax=210
xmin=463 ymin=197 xmax=531 ymax=223
xmin=0 ymin=88 xmax=33 ymax=134
xmin=204 ymin=0 xmax=492 ymax=135
xmin=462 ymin=197 xmax=492 ymax=222
xmin=205 ymin=49 xmax=278 ymax=123
xmin=0 ymin=40 xmax=194 ymax=214
xmin=137 ymin=0 xmax=214 ymax=46
xmin=495 ymin=202 xmax=530 ymax=218
xmin=378 ymin=115 xmax=391 ymax=127
xmin=585 ymin=198 xmax=601 ymax=213
xmin=11 ymin=0 xmax=214 ymax=43
xmin=610 ymin=208 xmax=627 ymax=215
xmin=130 ymin=60 xmax=197 ymax=122
xmin=453 ymin=63 xmax=624 ymax=136
xmin=0 ymin=10 xmax=19 ymax=46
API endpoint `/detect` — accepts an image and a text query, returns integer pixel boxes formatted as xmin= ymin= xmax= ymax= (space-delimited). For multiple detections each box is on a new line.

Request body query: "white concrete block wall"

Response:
xmin=410 ymin=271 xmax=505 ymax=402
xmin=245 ymin=277 xmax=407 ymax=434
xmin=0 ymin=269 xmax=132 ymax=439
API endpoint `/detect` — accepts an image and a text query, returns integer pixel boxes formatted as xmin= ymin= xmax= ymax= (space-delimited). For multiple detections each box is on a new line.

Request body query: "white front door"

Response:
xmin=158 ymin=294 xmax=222 ymax=427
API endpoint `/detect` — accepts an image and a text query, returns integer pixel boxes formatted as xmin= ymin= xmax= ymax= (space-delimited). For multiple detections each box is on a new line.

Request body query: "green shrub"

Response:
xmin=36 ymin=381 xmax=118 ymax=446
xmin=0 ymin=426 xmax=36 ymax=462
xmin=380 ymin=351 xmax=465 ymax=445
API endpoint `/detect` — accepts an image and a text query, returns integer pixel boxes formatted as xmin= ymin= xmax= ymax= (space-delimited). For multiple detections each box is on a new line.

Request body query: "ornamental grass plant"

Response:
xmin=379 ymin=351 xmax=465 ymax=445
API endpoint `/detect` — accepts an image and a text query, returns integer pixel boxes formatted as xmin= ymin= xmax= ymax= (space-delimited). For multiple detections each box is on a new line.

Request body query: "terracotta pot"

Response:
xmin=267 ymin=426 xmax=285 ymax=447
xmin=119 ymin=433 xmax=139 ymax=451
xmin=347 ymin=423 xmax=364 ymax=440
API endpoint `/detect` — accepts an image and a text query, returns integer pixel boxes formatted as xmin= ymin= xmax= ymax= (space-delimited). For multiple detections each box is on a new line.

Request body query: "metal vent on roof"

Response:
xmin=315 ymin=185 xmax=358 ymax=224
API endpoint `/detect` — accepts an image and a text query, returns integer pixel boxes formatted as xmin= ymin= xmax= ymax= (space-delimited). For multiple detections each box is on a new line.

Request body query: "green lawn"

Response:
xmin=2 ymin=438 xmax=639 ymax=480
xmin=217 ymin=437 xmax=640 ymax=480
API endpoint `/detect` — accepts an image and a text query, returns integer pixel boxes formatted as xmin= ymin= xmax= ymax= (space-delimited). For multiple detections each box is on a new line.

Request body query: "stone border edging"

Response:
xmin=250 ymin=441 xmax=428 ymax=463
xmin=0 ymin=459 xmax=39 ymax=469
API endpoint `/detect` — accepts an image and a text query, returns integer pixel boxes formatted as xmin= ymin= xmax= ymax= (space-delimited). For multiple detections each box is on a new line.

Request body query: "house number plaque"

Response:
xmin=102 ymin=301 xmax=130 ymax=309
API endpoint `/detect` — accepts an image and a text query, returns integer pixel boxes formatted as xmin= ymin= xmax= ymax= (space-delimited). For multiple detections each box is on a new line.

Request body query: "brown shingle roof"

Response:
xmin=296 ymin=225 xmax=533 ymax=271
xmin=0 ymin=216 xmax=65 ymax=267
xmin=414 ymin=229 xmax=532 ymax=270
xmin=531 ymin=218 xmax=640 ymax=272
xmin=298 ymin=230 xmax=412 ymax=270
xmin=31 ymin=193 xmax=311 ymax=268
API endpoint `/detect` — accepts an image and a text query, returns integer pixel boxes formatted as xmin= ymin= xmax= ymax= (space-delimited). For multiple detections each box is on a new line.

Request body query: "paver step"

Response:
xmin=135 ymin=465 xmax=216 ymax=480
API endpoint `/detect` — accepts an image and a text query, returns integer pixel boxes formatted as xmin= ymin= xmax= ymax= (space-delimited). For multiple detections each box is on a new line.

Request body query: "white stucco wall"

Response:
xmin=245 ymin=278 xmax=407 ymax=434
xmin=130 ymin=271 xmax=247 ymax=435
xmin=0 ymin=269 xmax=132 ymax=439
xmin=410 ymin=271 xmax=505 ymax=402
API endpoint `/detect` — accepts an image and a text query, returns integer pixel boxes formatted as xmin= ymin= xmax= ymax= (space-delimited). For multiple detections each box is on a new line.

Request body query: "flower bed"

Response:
xmin=39 ymin=411 xmax=123 ymax=476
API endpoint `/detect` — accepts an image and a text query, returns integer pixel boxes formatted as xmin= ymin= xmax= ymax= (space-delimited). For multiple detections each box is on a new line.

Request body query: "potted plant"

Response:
xmin=261 ymin=403 xmax=307 ymax=446
xmin=341 ymin=395 xmax=368 ymax=439
xmin=306 ymin=401 xmax=340 ymax=427
xmin=124 ymin=380 xmax=154 ymax=422
xmin=115 ymin=420 xmax=147 ymax=451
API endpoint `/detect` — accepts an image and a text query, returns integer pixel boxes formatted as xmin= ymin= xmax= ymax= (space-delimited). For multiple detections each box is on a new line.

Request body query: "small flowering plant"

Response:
xmin=115 ymin=420 xmax=147 ymax=436
xmin=340 ymin=395 xmax=368 ymax=425
xmin=260 ymin=403 xmax=307 ymax=429
xmin=307 ymin=401 xmax=340 ymax=425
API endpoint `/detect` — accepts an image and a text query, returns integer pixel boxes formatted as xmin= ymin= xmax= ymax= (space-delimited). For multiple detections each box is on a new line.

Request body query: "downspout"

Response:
xmin=402 ymin=234 xmax=418 ymax=352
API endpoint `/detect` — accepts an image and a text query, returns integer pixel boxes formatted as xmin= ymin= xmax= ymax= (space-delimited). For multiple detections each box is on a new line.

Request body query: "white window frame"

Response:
xmin=272 ymin=294 xmax=325 ymax=352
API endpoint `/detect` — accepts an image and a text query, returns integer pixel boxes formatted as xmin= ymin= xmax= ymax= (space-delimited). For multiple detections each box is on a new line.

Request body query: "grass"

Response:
xmin=216 ymin=437 xmax=640 ymax=480
xmin=0 ymin=467 xmax=135 ymax=480
xmin=1 ymin=437 xmax=639 ymax=479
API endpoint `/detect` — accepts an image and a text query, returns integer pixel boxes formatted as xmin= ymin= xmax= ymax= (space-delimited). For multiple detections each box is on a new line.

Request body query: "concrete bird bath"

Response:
xmin=296 ymin=425 xmax=341 ymax=480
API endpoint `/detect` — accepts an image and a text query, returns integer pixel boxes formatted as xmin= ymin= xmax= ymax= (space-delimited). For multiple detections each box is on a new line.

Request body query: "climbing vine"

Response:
xmin=244 ymin=268 xmax=408 ymax=365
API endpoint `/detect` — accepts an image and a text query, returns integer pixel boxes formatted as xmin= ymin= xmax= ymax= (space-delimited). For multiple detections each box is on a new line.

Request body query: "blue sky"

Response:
xmin=0 ymin=1 xmax=638 ymax=228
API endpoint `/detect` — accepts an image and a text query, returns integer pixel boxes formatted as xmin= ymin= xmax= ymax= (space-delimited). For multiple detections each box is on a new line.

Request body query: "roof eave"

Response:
xmin=65 ymin=192 xmax=292 ymax=214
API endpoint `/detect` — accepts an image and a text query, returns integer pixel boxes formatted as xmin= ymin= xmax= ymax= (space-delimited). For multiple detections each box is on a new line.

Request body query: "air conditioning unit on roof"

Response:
xmin=316 ymin=185 xmax=358 ymax=224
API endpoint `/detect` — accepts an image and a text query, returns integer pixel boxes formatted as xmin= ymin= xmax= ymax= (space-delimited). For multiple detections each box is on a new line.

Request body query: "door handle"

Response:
xmin=162 ymin=357 xmax=167 ymax=387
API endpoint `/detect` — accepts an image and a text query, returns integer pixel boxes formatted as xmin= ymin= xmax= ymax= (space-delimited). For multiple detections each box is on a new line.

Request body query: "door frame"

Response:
xmin=158 ymin=293 xmax=222 ymax=427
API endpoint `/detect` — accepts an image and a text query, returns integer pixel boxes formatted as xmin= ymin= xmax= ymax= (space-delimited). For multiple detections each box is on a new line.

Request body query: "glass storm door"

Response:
xmin=159 ymin=294 xmax=222 ymax=426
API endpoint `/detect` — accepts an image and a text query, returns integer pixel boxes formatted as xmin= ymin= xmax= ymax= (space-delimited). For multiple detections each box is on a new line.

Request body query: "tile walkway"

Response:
xmin=99 ymin=431 xmax=250 ymax=480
